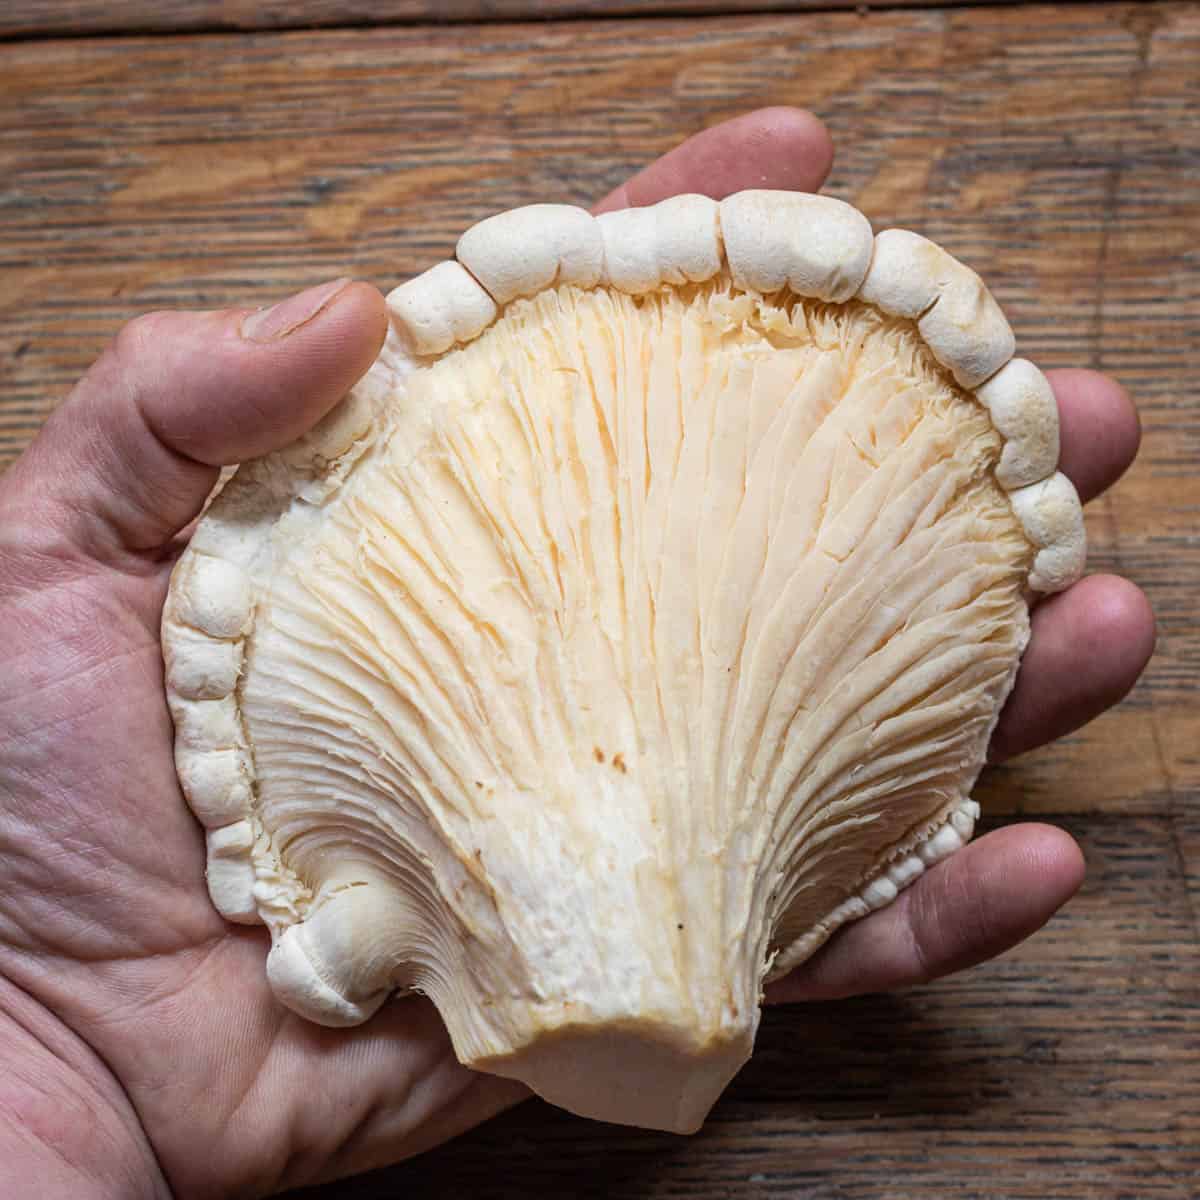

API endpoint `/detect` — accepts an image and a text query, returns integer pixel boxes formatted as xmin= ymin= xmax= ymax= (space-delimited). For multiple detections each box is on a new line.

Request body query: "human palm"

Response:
xmin=0 ymin=110 xmax=1153 ymax=1199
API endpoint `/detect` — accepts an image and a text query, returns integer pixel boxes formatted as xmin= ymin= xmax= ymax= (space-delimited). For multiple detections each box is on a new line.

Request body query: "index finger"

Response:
xmin=591 ymin=106 xmax=834 ymax=214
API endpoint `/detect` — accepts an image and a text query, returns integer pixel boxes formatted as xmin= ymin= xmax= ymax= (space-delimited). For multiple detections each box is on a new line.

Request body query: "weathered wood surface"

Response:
xmin=0 ymin=4 xmax=1196 ymax=1197
xmin=1 ymin=0 xmax=1036 ymax=40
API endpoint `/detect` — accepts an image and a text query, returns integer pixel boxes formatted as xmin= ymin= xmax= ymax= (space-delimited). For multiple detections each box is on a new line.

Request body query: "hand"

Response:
xmin=0 ymin=108 xmax=1152 ymax=1197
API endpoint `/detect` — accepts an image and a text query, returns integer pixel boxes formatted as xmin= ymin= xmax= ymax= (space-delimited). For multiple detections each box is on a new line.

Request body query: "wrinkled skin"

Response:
xmin=0 ymin=110 xmax=1154 ymax=1198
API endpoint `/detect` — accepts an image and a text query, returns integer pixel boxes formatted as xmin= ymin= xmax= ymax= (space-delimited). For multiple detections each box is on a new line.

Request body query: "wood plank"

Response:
xmin=284 ymin=816 xmax=1200 ymax=1199
xmin=1 ymin=4 xmax=1194 ymax=816
xmin=0 ymin=0 xmax=1039 ymax=41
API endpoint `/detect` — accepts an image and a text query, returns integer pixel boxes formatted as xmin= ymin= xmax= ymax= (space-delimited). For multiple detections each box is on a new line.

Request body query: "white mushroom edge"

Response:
xmin=162 ymin=189 xmax=1086 ymax=1002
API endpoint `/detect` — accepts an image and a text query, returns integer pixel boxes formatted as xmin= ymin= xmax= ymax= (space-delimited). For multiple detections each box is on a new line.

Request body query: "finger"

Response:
xmin=989 ymin=573 xmax=1155 ymax=761
xmin=1046 ymin=368 xmax=1141 ymax=503
xmin=591 ymin=106 xmax=834 ymax=214
xmin=765 ymin=822 xmax=1085 ymax=1003
xmin=6 ymin=279 xmax=387 ymax=558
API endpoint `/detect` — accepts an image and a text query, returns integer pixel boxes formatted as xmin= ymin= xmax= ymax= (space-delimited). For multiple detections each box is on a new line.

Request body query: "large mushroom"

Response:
xmin=162 ymin=190 xmax=1084 ymax=1134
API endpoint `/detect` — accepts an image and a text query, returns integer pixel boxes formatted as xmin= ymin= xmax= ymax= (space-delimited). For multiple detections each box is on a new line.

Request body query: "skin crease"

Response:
xmin=0 ymin=108 xmax=1154 ymax=1198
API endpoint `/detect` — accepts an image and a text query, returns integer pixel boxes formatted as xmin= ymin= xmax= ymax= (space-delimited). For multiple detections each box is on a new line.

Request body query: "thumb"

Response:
xmin=3 ymin=278 xmax=387 ymax=560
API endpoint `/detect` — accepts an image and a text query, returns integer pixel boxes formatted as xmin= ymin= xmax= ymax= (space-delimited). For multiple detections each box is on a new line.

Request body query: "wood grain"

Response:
xmin=0 ymin=0 xmax=1036 ymax=41
xmin=0 ymin=5 xmax=1196 ymax=1197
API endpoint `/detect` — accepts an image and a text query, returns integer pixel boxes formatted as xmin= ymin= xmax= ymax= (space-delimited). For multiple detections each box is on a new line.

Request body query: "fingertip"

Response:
xmin=737 ymin=106 xmax=835 ymax=192
xmin=765 ymin=822 xmax=1086 ymax=1005
xmin=591 ymin=105 xmax=834 ymax=213
xmin=922 ymin=822 xmax=1086 ymax=966
xmin=1022 ymin=822 xmax=1087 ymax=899
xmin=280 ymin=280 xmax=388 ymax=368
xmin=1046 ymin=368 xmax=1142 ymax=502
xmin=990 ymin=574 xmax=1156 ymax=761
xmin=236 ymin=279 xmax=387 ymax=383
xmin=1075 ymin=572 xmax=1157 ymax=675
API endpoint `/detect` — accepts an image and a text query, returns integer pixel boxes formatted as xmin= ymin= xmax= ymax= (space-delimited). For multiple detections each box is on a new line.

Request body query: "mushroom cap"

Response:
xmin=162 ymin=190 xmax=1085 ymax=1134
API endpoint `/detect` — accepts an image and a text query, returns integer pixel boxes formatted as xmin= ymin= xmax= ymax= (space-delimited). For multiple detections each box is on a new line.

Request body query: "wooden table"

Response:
xmin=2 ymin=2 xmax=1196 ymax=1196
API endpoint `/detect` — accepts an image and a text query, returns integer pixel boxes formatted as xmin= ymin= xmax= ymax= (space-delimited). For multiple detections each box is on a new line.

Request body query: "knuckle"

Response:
xmin=109 ymin=310 xmax=175 ymax=367
xmin=79 ymin=309 xmax=185 ymax=414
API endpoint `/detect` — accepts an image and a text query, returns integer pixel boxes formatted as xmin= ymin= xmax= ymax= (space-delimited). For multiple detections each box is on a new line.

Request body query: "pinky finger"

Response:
xmin=764 ymin=823 xmax=1086 ymax=1004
